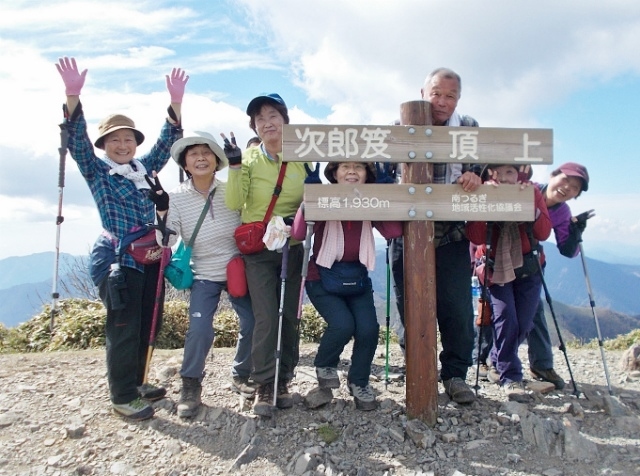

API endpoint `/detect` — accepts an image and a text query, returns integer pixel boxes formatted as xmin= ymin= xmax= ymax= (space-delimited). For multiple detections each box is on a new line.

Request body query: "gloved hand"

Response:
xmin=568 ymin=220 xmax=584 ymax=243
xmin=517 ymin=164 xmax=532 ymax=184
xmin=55 ymin=57 xmax=87 ymax=96
xmin=165 ymin=68 xmax=189 ymax=104
xmin=221 ymin=132 xmax=242 ymax=166
xmin=144 ymin=173 xmax=170 ymax=212
xmin=375 ymin=162 xmax=396 ymax=183
xmin=304 ymin=162 xmax=322 ymax=184
xmin=573 ymin=209 xmax=595 ymax=232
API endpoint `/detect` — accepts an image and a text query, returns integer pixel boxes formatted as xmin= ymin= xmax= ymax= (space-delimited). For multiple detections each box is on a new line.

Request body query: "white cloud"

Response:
xmin=2 ymin=0 xmax=640 ymax=263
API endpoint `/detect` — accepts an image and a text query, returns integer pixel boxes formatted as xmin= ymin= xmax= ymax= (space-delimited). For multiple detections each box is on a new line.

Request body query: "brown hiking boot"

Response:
xmin=253 ymin=382 xmax=275 ymax=416
xmin=502 ymin=381 xmax=532 ymax=403
xmin=276 ymin=379 xmax=293 ymax=409
xmin=177 ymin=377 xmax=202 ymax=418
xmin=530 ymin=367 xmax=566 ymax=390
xmin=137 ymin=383 xmax=167 ymax=401
xmin=231 ymin=376 xmax=258 ymax=399
xmin=442 ymin=377 xmax=476 ymax=404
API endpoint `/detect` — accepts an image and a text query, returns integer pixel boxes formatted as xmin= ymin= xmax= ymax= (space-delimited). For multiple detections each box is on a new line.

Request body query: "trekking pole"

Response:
xmin=50 ymin=111 xmax=69 ymax=333
xmin=532 ymin=246 xmax=581 ymax=397
xmin=474 ymin=224 xmax=493 ymax=395
xmin=384 ymin=240 xmax=391 ymax=390
xmin=296 ymin=221 xmax=314 ymax=320
xmin=142 ymin=216 xmax=176 ymax=386
xmin=578 ymin=242 xmax=613 ymax=395
xmin=273 ymin=239 xmax=290 ymax=407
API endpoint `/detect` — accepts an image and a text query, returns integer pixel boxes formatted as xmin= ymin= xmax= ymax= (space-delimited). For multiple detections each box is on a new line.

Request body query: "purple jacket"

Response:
xmin=540 ymin=184 xmax=580 ymax=258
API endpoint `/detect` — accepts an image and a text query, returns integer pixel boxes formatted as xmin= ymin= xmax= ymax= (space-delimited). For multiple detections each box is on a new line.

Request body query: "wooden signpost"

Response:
xmin=282 ymin=101 xmax=553 ymax=424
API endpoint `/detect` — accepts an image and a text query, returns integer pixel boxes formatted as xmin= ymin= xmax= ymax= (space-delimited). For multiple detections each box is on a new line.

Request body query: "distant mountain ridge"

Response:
xmin=1 ymin=249 xmax=639 ymax=342
xmin=0 ymin=252 xmax=88 ymax=328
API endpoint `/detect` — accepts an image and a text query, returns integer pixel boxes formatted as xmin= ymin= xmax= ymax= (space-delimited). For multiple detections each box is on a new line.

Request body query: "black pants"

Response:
xmin=391 ymin=237 xmax=474 ymax=380
xmin=98 ymin=263 xmax=163 ymax=404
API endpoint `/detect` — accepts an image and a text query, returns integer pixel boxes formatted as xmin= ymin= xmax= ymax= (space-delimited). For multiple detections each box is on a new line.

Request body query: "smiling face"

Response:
xmin=103 ymin=129 xmax=137 ymax=164
xmin=254 ymin=104 xmax=285 ymax=146
xmin=183 ymin=144 xmax=218 ymax=178
xmin=421 ymin=74 xmax=460 ymax=125
xmin=334 ymin=162 xmax=368 ymax=185
xmin=546 ymin=172 xmax=583 ymax=205
xmin=491 ymin=165 xmax=519 ymax=185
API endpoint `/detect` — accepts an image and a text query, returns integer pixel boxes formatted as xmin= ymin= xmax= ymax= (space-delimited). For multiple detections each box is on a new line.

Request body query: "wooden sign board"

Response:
xmin=302 ymin=183 xmax=534 ymax=221
xmin=283 ymin=124 xmax=552 ymax=165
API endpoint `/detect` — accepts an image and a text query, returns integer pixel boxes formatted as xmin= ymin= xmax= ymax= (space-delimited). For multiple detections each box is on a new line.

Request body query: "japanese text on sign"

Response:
xmin=451 ymin=193 xmax=523 ymax=213
xmin=295 ymin=127 xmax=392 ymax=160
xmin=283 ymin=125 xmax=553 ymax=164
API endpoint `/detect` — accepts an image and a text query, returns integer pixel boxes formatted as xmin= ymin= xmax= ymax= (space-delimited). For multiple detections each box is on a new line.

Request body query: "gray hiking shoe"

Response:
xmin=477 ymin=364 xmax=489 ymax=379
xmin=177 ymin=377 xmax=202 ymax=418
xmin=530 ymin=367 xmax=565 ymax=390
xmin=137 ymin=383 xmax=166 ymax=401
xmin=487 ymin=365 xmax=501 ymax=385
xmin=231 ymin=376 xmax=258 ymax=399
xmin=443 ymin=377 xmax=475 ymax=404
xmin=112 ymin=397 xmax=154 ymax=421
xmin=316 ymin=367 xmax=340 ymax=389
xmin=253 ymin=382 xmax=275 ymax=416
xmin=502 ymin=381 xmax=532 ymax=403
xmin=348 ymin=382 xmax=377 ymax=411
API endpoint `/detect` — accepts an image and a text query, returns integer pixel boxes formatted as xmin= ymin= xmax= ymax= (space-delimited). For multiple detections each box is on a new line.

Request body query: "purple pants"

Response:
xmin=489 ymin=272 xmax=542 ymax=384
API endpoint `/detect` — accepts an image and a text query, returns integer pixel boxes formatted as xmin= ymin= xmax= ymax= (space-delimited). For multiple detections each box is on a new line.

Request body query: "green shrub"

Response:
xmin=0 ymin=298 xmax=332 ymax=353
xmin=317 ymin=424 xmax=341 ymax=444
xmin=299 ymin=304 xmax=327 ymax=343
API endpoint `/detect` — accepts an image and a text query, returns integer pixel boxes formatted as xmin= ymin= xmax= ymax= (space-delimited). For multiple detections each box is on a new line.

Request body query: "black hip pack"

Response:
xmin=514 ymin=251 xmax=540 ymax=280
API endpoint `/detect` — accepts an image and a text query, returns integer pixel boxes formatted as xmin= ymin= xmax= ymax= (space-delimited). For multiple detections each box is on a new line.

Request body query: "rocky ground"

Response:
xmin=1 ymin=341 xmax=640 ymax=476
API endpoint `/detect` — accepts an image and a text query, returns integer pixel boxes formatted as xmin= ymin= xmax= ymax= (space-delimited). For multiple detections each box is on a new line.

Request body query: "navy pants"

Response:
xmin=527 ymin=298 xmax=554 ymax=370
xmin=306 ymin=280 xmax=379 ymax=387
xmin=489 ymin=273 xmax=542 ymax=384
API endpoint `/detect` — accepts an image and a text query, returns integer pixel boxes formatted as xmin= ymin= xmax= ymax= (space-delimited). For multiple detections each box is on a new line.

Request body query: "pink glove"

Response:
xmin=55 ymin=57 xmax=87 ymax=96
xmin=165 ymin=68 xmax=189 ymax=103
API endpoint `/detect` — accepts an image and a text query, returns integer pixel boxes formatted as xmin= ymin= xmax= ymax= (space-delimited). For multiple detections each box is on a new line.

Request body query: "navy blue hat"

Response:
xmin=246 ymin=93 xmax=287 ymax=116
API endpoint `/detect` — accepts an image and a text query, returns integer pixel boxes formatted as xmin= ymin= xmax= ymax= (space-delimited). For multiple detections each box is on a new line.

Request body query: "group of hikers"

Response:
xmin=55 ymin=57 xmax=591 ymax=421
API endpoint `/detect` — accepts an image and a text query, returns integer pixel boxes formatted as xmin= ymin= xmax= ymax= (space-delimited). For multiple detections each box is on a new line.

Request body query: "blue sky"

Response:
xmin=1 ymin=0 xmax=639 ymax=263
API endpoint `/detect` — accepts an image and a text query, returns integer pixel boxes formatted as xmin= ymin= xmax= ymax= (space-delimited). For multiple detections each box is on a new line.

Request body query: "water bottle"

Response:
xmin=471 ymin=276 xmax=481 ymax=318
xmin=107 ymin=262 xmax=128 ymax=311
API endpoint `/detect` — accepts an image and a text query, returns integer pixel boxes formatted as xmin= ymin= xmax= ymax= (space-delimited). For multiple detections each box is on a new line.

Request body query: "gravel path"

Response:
xmin=1 ymin=342 xmax=639 ymax=475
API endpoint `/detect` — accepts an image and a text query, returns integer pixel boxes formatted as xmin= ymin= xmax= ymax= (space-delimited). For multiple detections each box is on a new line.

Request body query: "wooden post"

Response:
xmin=400 ymin=100 xmax=438 ymax=424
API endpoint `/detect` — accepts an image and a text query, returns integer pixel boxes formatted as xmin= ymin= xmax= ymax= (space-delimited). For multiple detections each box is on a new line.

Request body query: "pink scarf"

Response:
xmin=315 ymin=221 xmax=376 ymax=271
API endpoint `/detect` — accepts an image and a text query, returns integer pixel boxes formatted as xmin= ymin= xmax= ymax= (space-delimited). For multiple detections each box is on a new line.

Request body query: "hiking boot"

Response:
xmin=316 ymin=367 xmax=340 ymax=389
xmin=137 ymin=383 xmax=167 ymax=401
xmin=443 ymin=377 xmax=476 ymax=404
xmin=348 ymin=382 xmax=377 ymax=411
xmin=253 ymin=382 xmax=275 ymax=416
xmin=231 ymin=376 xmax=258 ymax=399
xmin=487 ymin=365 xmax=501 ymax=385
xmin=276 ymin=379 xmax=293 ymax=409
xmin=530 ymin=367 xmax=565 ymax=390
xmin=177 ymin=377 xmax=202 ymax=418
xmin=502 ymin=381 xmax=532 ymax=403
xmin=112 ymin=397 xmax=154 ymax=421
